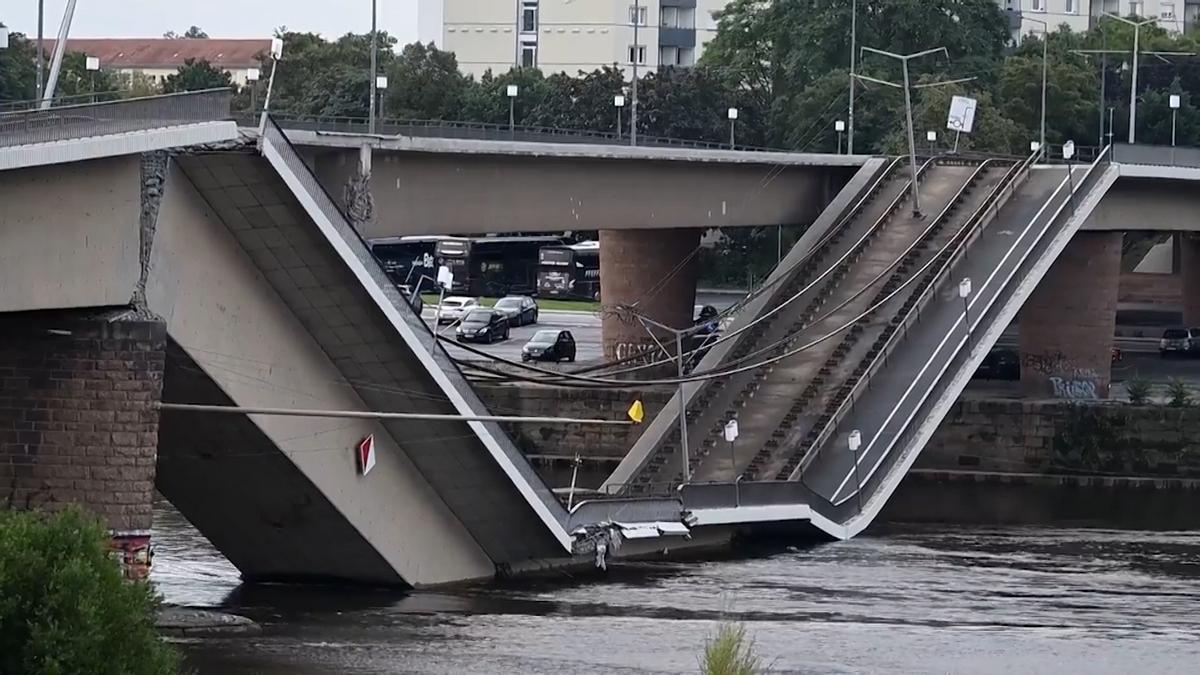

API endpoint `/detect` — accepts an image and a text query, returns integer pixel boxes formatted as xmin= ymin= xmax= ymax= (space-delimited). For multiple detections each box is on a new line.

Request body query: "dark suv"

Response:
xmin=456 ymin=309 xmax=510 ymax=343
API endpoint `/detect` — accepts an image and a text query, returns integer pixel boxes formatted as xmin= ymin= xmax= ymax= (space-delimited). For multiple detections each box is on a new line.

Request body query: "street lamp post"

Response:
xmin=614 ymin=94 xmax=626 ymax=139
xmin=727 ymin=107 xmax=738 ymax=148
xmin=723 ymin=419 xmax=740 ymax=506
xmin=857 ymin=46 xmax=955 ymax=219
xmin=926 ymin=130 xmax=937 ymax=155
xmin=848 ymin=429 xmax=864 ymax=514
xmin=507 ymin=84 xmax=519 ymax=137
xmin=959 ymin=278 xmax=973 ymax=352
xmin=368 ymin=0 xmax=378 ymax=134
xmin=631 ymin=0 xmax=641 ymax=147
xmin=1170 ymin=94 xmax=1181 ymax=148
xmin=84 ymin=55 xmax=99 ymax=103
xmin=848 ymin=0 xmax=857 ymax=154
xmin=835 ymin=120 xmax=846 ymax=154
xmin=634 ymin=312 xmax=693 ymax=485
xmin=1104 ymin=13 xmax=1158 ymax=144
xmin=246 ymin=67 xmax=261 ymax=112
xmin=375 ymin=75 xmax=388 ymax=131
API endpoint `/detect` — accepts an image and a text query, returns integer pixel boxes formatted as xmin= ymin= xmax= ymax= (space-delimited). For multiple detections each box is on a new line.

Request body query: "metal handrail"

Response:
xmin=790 ymin=152 xmax=1037 ymax=482
xmin=244 ymin=111 xmax=787 ymax=153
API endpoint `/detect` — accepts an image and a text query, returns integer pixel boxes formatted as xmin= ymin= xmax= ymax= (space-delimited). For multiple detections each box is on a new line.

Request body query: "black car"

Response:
xmin=456 ymin=309 xmax=510 ymax=343
xmin=522 ymin=329 xmax=576 ymax=362
xmin=494 ymin=295 xmax=539 ymax=326
xmin=974 ymin=347 xmax=1020 ymax=381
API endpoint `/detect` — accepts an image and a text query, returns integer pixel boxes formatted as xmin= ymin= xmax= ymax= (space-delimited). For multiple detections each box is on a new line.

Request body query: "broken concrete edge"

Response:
xmin=156 ymin=606 xmax=260 ymax=637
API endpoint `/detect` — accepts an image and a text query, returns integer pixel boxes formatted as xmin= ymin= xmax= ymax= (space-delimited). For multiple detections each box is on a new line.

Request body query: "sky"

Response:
xmin=2 ymin=0 xmax=428 ymax=44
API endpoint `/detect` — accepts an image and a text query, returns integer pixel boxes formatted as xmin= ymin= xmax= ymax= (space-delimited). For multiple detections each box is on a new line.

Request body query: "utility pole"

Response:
xmin=848 ymin=0 xmax=857 ymax=154
xmin=1104 ymin=13 xmax=1158 ymax=144
xmin=36 ymin=0 xmax=45 ymax=100
xmin=856 ymin=46 xmax=962 ymax=219
xmin=369 ymin=0 xmax=378 ymax=134
xmin=631 ymin=0 xmax=640 ymax=147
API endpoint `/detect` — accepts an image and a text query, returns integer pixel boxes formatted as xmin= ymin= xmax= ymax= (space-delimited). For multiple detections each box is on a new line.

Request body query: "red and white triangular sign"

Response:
xmin=357 ymin=434 xmax=376 ymax=476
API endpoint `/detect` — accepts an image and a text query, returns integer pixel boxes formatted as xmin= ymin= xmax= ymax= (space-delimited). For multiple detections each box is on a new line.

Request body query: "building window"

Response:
xmin=520 ymin=41 xmax=537 ymax=68
xmin=1129 ymin=1 xmax=1143 ymax=16
xmin=1161 ymin=2 xmax=1176 ymax=20
xmin=629 ymin=5 xmax=647 ymax=26
xmin=628 ymin=44 xmax=646 ymax=65
xmin=1065 ymin=0 xmax=1076 ymax=13
xmin=521 ymin=2 xmax=538 ymax=33
xmin=679 ymin=47 xmax=695 ymax=66
xmin=1031 ymin=0 xmax=1044 ymax=11
xmin=661 ymin=6 xmax=695 ymax=29
xmin=657 ymin=46 xmax=696 ymax=67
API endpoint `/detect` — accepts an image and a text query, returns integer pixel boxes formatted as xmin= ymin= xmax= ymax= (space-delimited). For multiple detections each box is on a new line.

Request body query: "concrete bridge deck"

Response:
xmin=5 ymin=91 xmax=1200 ymax=585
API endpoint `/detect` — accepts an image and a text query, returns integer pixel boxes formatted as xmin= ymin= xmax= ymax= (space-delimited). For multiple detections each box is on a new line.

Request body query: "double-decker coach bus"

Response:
xmin=537 ymin=240 xmax=601 ymax=300
xmin=435 ymin=235 xmax=565 ymax=296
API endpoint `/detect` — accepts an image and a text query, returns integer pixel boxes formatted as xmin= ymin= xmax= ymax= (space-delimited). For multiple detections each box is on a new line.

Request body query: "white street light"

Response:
xmin=959 ymin=278 xmax=973 ymax=351
xmin=926 ymin=129 xmax=937 ymax=154
xmin=835 ymin=119 xmax=846 ymax=154
xmin=848 ymin=429 xmax=863 ymax=512
xmin=1030 ymin=140 xmax=1042 ymax=153
xmin=0 ymin=26 xmax=9 ymax=50
xmin=84 ymin=55 xmax=99 ymax=71
xmin=1170 ymin=94 xmax=1181 ymax=149
xmin=270 ymin=37 xmax=283 ymax=59
xmin=246 ymin=67 xmax=260 ymax=82
xmin=727 ymin=107 xmax=739 ymax=148
xmin=614 ymin=94 xmax=626 ymax=138
xmin=375 ymin=75 xmax=388 ymax=89
xmin=723 ymin=419 xmax=740 ymax=500
xmin=1017 ymin=16 xmax=1051 ymax=156
xmin=506 ymin=84 xmax=519 ymax=136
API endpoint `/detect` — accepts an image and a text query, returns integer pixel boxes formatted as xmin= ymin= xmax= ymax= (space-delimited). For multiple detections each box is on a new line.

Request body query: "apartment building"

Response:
xmin=442 ymin=0 xmax=724 ymax=78
xmin=1003 ymin=0 xmax=1200 ymax=40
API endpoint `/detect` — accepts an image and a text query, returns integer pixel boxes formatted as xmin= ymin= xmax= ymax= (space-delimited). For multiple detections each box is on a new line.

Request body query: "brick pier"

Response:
xmin=0 ymin=311 xmax=166 ymax=575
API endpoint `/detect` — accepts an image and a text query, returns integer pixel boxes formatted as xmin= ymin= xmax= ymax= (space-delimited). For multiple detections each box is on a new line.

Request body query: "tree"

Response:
xmin=163 ymin=25 xmax=208 ymax=39
xmin=0 ymin=507 xmax=179 ymax=675
xmin=384 ymin=42 xmax=468 ymax=119
xmin=54 ymin=51 xmax=122 ymax=101
xmin=0 ymin=27 xmax=37 ymax=102
xmin=162 ymin=58 xmax=232 ymax=93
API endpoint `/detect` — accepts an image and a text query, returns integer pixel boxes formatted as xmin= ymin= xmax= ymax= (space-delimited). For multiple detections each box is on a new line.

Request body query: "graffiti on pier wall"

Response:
xmin=1023 ymin=350 xmax=1101 ymax=400
xmin=607 ymin=341 xmax=664 ymax=364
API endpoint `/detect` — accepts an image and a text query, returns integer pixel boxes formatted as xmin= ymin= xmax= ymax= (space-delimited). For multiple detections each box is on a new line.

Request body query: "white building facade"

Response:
xmin=1003 ymin=0 xmax=1200 ymax=40
xmin=442 ymin=0 xmax=724 ymax=78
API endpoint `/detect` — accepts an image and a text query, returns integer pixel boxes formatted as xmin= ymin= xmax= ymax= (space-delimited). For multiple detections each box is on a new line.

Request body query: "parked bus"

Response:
xmin=435 ymin=235 xmax=565 ymax=296
xmin=537 ymin=240 xmax=601 ymax=301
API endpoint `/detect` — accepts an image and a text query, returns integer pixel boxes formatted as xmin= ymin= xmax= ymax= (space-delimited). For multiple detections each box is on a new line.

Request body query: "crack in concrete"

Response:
xmin=130 ymin=151 xmax=168 ymax=319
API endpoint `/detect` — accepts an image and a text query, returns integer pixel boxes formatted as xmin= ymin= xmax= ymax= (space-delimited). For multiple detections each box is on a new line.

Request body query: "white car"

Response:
xmin=436 ymin=297 xmax=478 ymax=325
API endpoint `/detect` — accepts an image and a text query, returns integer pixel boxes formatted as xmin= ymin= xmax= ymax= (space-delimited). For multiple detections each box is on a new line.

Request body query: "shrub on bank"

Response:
xmin=0 ymin=507 xmax=178 ymax=675
xmin=701 ymin=622 xmax=765 ymax=675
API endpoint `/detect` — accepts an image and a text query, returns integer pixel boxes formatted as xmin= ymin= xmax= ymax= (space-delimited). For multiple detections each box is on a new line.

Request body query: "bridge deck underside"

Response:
xmin=168 ymin=151 xmax=567 ymax=566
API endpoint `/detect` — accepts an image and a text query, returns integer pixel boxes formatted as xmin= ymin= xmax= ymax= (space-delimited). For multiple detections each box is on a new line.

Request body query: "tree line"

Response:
xmin=4 ymin=2 xmax=1200 ymax=152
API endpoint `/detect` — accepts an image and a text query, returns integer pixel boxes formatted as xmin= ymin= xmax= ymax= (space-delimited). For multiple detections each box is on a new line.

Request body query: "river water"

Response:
xmin=151 ymin=501 xmax=1200 ymax=674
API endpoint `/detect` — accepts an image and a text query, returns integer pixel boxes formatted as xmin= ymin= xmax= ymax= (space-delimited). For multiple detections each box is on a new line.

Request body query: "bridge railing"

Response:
xmin=240 ymin=111 xmax=785 ymax=153
xmin=0 ymin=88 xmax=233 ymax=149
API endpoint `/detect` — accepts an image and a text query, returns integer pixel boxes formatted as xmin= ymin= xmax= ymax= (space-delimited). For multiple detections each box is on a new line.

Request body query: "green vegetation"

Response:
xmin=701 ymin=623 xmax=765 ymax=675
xmin=1126 ymin=377 xmax=1153 ymax=405
xmin=1168 ymin=377 xmax=1193 ymax=407
xmin=0 ymin=507 xmax=178 ymax=675
xmin=420 ymin=294 xmax=600 ymax=312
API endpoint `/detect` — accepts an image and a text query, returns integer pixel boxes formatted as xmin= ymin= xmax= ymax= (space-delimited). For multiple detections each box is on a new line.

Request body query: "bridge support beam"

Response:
xmin=1019 ymin=232 xmax=1121 ymax=400
xmin=0 ymin=311 xmax=165 ymax=577
xmin=1180 ymin=234 xmax=1200 ymax=326
xmin=599 ymin=228 xmax=701 ymax=362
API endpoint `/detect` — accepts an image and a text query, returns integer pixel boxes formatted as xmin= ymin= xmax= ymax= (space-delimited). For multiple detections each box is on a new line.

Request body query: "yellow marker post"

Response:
xmin=627 ymin=399 xmax=645 ymax=424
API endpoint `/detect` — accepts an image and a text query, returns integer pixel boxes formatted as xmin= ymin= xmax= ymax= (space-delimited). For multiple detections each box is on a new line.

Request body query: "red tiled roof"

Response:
xmin=43 ymin=38 xmax=270 ymax=69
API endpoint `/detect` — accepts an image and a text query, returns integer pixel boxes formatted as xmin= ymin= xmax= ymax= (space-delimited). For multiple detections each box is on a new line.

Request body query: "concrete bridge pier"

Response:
xmin=1180 ymin=234 xmax=1200 ymax=326
xmin=599 ymin=228 xmax=701 ymax=362
xmin=1019 ymin=232 xmax=1122 ymax=400
xmin=0 ymin=311 xmax=165 ymax=576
